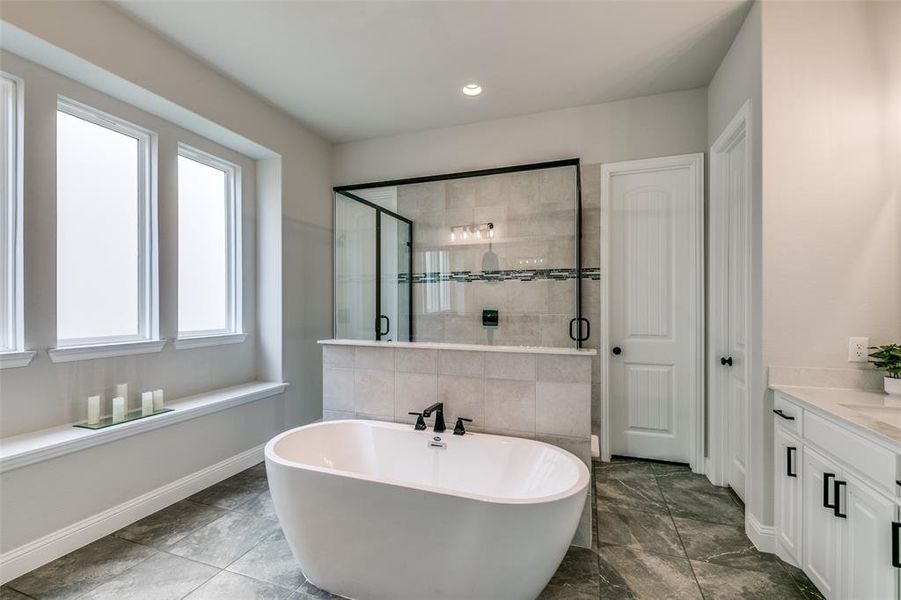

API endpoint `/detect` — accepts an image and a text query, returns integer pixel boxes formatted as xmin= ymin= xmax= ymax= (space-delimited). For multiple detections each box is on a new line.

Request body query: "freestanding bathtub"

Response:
xmin=265 ymin=419 xmax=589 ymax=600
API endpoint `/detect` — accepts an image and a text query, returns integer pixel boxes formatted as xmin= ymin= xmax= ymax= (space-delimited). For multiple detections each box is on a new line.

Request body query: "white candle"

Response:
xmin=112 ymin=396 xmax=126 ymax=423
xmin=141 ymin=391 xmax=153 ymax=416
xmin=87 ymin=395 xmax=101 ymax=425
xmin=152 ymin=389 xmax=164 ymax=411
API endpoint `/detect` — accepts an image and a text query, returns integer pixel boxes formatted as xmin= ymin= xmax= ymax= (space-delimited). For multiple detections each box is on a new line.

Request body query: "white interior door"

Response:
xmin=710 ymin=102 xmax=752 ymax=499
xmin=602 ymin=154 xmax=704 ymax=464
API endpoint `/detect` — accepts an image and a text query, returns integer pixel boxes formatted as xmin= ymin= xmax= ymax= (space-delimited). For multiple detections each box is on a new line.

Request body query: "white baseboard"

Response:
xmin=746 ymin=511 xmax=776 ymax=554
xmin=0 ymin=443 xmax=265 ymax=584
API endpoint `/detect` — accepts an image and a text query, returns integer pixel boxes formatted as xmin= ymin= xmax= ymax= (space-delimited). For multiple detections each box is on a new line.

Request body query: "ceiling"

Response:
xmin=113 ymin=1 xmax=751 ymax=143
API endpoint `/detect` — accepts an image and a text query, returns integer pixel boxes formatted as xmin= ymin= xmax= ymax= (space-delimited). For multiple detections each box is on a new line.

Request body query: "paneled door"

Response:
xmin=601 ymin=154 xmax=704 ymax=464
xmin=709 ymin=101 xmax=752 ymax=500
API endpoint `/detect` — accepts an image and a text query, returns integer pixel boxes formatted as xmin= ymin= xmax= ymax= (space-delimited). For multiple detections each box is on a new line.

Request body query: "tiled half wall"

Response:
xmin=319 ymin=340 xmax=594 ymax=548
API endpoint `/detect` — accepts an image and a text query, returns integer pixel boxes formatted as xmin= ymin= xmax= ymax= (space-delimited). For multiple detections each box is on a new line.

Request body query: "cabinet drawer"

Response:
xmin=773 ymin=393 xmax=803 ymax=435
xmin=805 ymin=410 xmax=897 ymax=494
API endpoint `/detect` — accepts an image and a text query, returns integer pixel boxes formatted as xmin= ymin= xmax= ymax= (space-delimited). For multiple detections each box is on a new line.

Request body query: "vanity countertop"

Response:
xmin=318 ymin=339 xmax=597 ymax=356
xmin=772 ymin=385 xmax=901 ymax=451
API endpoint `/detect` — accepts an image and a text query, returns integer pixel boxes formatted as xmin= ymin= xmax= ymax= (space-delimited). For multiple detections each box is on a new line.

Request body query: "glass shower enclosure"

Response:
xmin=334 ymin=189 xmax=412 ymax=341
xmin=333 ymin=159 xmax=588 ymax=348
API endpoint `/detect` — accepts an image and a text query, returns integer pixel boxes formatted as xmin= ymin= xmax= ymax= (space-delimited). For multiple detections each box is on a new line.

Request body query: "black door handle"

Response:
xmin=786 ymin=446 xmax=797 ymax=477
xmin=720 ymin=356 xmax=733 ymax=366
xmin=568 ymin=318 xmax=590 ymax=342
xmin=378 ymin=315 xmax=390 ymax=336
xmin=773 ymin=409 xmax=795 ymax=421
xmin=892 ymin=522 xmax=901 ymax=568
xmin=612 ymin=346 xmax=622 ymax=356
xmin=833 ymin=479 xmax=847 ymax=518
xmin=823 ymin=473 xmax=836 ymax=509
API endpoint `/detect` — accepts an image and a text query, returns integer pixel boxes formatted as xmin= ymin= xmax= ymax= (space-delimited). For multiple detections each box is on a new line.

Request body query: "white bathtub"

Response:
xmin=264 ymin=420 xmax=589 ymax=600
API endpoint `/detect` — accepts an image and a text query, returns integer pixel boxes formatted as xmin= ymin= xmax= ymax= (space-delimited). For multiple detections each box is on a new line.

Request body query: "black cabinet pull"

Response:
xmin=720 ymin=356 xmax=733 ymax=366
xmin=833 ymin=479 xmax=847 ymax=518
xmin=773 ymin=409 xmax=795 ymax=421
xmin=823 ymin=473 xmax=836 ymax=509
xmin=892 ymin=522 xmax=901 ymax=568
xmin=786 ymin=446 xmax=797 ymax=478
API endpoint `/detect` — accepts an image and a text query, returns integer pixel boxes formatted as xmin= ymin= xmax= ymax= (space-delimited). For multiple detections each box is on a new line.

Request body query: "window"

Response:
xmin=177 ymin=144 xmax=241 ymax=339
xmin=56 ymin=98 xmax=157 ymax=347
xmin=0 ymin=73 xmax=25 ymax=359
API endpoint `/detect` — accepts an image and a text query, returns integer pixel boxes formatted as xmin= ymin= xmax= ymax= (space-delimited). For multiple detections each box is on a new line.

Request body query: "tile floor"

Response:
xmin=1 ymin=458 xmax=823 ymax=599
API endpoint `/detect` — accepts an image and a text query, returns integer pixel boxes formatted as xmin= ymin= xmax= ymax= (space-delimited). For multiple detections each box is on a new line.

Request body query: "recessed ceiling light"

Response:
xmin=462 ymin=84 xmax=482 ymax=97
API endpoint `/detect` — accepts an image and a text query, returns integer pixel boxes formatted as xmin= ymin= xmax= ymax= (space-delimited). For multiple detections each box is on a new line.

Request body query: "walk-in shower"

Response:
xmin=333 ymin=159 xmax=589 ymax=348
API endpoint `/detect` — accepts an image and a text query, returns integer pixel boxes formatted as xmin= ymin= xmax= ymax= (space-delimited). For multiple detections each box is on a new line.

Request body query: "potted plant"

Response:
xmin=869 ymin=343 xmax=901 ymax=396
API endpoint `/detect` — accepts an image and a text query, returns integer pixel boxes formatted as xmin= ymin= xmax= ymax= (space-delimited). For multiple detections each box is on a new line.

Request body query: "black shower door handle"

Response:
xmin=568 ymin=318 xmax=590 ymax=342
xmin=378 ymin=315 xmax=390 ymax=336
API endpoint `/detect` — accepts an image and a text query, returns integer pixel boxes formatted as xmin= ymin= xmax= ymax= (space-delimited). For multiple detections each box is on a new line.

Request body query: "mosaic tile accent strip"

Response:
xmin=401 ymin=267 xmax=600 ymax=284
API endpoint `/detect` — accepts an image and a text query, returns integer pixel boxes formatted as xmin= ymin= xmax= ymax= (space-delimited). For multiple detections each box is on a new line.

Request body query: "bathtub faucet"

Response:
xmin=422 ymin=402 xmax=446 ymax=433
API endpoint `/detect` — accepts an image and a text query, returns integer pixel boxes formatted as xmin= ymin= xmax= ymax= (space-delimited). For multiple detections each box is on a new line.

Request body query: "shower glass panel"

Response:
xmin=334 ymin=194 xmax=377 ymax=340
xmin=334 ymin=190 xmax=413 ymax=341
xmin=333 ymin=160 xmax=584 ymax=348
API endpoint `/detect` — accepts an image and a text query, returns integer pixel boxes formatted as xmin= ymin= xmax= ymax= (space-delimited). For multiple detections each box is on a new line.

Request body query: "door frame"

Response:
xmin=599 ymin=153 xmax=705 ymax=471
xmin=707 ymin=100 xmax=752 ymax=491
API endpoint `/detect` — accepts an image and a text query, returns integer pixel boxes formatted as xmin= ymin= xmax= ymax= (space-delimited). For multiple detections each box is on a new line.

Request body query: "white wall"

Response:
xmin=0 ymin=0 xmax=332 ymax=567
xmin=706 ymin=2 xmax=768 ymax=528
xmin=333 ymin=88 xmax=708 ymax=185
xmin=761 ymin=1 xmax=901 ymax=370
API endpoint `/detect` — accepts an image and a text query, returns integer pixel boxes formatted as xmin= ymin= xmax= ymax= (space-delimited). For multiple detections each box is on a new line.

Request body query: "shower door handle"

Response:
xmin=569 ymin=318 xmax=590 ymax=342
xmin=378 ymin=315 xmax=390 ymax=337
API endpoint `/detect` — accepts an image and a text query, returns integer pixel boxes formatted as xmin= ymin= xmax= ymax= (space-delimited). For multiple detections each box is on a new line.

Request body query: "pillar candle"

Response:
xmin=112 ymin=396 xmax=126 ymax=423
xmin=152 ymin=389 xmax=164 ymax=411
xmin=141 ymin=391 xmax=153 ymax=416
xmin=87 ymin=395 xmax=101 ymax=425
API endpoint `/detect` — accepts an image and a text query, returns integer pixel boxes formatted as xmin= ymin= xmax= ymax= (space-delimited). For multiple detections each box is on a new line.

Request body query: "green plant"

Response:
xmin=869 ymin=344 xmax=901 ymax=379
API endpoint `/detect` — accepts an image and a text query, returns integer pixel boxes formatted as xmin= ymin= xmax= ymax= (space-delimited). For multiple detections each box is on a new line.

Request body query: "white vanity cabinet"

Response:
xmin=772 ymin=391 xmax=901 ymax=600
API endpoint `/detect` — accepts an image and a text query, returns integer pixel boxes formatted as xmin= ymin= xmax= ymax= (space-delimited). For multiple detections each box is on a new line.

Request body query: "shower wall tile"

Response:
xmin=484 ymin=379 xmax=536 ymax=433
xmin=395 ymin=348 xmax=437 ymax=373
xmin=505 ymin=280 xmax=548 ymax=313
xmin=354 ymin=369 xmax=395 ymax=417
xmin=540 ymin=314 xmax=574 ymax=347
xmin=395 ymin=372 xmax=437 ymax=421
xmin=355 ymin=347 xmax=395 ymax=371
xmin=437 ymin=375 xmax=485 ymax=427
xmin=322 ymin=345 xmax=354 ymax=368
xmin=538 ymin=355 xmax=592 ymax=384
xmin=438 ymin=350 xmax=484 ymax=377
xmin=536 ymin=382 xmax=591 ymax=438
xmin=484 ymin=352 xmax=536 ymax=381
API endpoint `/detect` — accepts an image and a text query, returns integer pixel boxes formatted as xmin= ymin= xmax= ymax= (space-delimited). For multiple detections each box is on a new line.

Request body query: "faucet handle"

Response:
xmin=453 ymin=417 xmax=473 ymax=436
xmin=408 ymin=412 xmax=427 ymax=431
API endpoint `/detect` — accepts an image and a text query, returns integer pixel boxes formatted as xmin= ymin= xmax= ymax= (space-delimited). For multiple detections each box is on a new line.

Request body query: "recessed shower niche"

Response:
xmin=333 ymin=160 xmax=591 ymax=348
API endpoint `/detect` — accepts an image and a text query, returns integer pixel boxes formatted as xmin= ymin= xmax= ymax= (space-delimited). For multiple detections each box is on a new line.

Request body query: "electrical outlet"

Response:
xmin=848 ymin=337 xmax=869 ymax=362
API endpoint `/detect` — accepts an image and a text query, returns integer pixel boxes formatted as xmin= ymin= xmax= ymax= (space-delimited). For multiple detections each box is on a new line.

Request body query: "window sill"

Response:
xmin=0 ymin=381 xmax=288 ymax=473
xmin=174 ymin=332 xmax=247 ymax=350
xmin=48 ymin=339 xmax=166 ymax=364
xmin=0 ymin=350 xmax=37 ymax=369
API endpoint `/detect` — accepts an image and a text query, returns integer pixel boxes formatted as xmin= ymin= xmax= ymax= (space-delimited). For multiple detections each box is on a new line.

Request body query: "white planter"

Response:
xmin=885 ymin=376 xmax=901 ymax=397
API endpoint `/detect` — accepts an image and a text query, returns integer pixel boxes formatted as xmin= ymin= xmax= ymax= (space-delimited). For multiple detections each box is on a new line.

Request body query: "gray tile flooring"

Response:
xmin=2 ymin=457 xmax=823 ymax=600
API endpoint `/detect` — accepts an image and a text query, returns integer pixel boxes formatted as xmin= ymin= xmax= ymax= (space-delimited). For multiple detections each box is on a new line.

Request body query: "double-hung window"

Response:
xmin=55 ymin=98 xmax=158 ymax=351
xmin=176 ymin=144 xmax=242 ymax=342
xmin=0 ymin=73 xmax=31 ymax=367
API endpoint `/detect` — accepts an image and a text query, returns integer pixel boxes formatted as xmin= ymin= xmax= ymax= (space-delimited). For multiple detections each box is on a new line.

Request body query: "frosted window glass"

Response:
xmin=178 ymin=154 xmax=229 ymax=334
xmin=57 ymin=111 xmax=141 ymax=342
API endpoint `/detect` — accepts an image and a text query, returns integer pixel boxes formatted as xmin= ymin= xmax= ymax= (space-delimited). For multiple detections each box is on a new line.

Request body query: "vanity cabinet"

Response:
xmin=773 ymin=392 xmax=901 ymax=600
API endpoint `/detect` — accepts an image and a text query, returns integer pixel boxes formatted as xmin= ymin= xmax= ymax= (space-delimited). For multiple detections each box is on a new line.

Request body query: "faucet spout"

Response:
xmin=422 ymin=402 xmax=446 ymax=433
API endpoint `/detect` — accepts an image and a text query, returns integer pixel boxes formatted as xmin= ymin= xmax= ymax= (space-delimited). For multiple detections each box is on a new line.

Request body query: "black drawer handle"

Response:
xmin=833 ymin=479 xmax=847 ymax=518
xmin=773 ymin=409 xmax=795 ymax=421
xmin=893 ymin=521 xmax=901 ymax=568
xmin=823 ymin=473 xmax=836 ymax=509
xmin=786 ymin=446 xmax=797 ymax=478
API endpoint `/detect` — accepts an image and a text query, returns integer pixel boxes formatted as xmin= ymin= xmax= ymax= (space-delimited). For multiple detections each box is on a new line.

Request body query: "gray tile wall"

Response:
xmin=321 ymin=343 xmax=593 ymax=547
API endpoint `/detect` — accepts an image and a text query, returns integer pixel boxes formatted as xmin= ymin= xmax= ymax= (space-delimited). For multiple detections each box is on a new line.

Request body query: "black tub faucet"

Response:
xmin=422 ymin=402 xmax=446 ymax=433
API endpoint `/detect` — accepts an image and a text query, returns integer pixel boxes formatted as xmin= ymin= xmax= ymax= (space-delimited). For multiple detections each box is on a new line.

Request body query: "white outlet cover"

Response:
xmin=848 ymin=337 xmax=869 ymax=362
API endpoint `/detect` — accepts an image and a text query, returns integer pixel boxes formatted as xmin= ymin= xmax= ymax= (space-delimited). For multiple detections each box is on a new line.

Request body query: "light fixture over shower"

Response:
xmin=450 ymin=222 xmax=493 ymax=242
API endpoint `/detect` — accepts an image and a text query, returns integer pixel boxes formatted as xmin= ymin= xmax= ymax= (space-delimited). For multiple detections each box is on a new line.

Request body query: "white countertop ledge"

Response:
xmin=771 ymin=385 xmax=901 ymax=451
xmin=318 ymin=339 xmax=597 ymax=356
xmin=0 ymin=381 xmax=288 ymax=473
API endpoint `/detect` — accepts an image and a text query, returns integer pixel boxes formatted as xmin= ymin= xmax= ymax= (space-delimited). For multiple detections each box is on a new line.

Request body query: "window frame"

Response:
xmin=54 ymin=96 xmax=159 ymax=348
xmin=175 ymin=143 xmax=243 ymax=341
xmin=0 ymin=71 xmax=32 ymax=367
